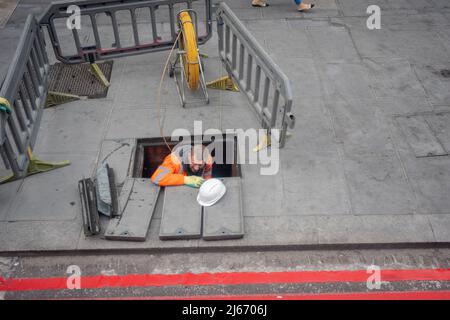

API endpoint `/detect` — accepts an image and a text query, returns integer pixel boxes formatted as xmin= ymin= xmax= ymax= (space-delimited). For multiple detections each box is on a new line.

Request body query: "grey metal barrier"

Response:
xmin=0 ymin=15 xmax=50 ymax=179
xmin=216 ymin=2 xmax=295 ymax=147
xmin=39 ymin=0 xmax=213 ymax=64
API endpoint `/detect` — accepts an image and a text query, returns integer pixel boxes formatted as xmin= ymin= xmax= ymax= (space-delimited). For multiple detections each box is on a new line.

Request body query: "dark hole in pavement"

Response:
xmin=441 ymin=69 xmax=450 ymax=78
xmin=133 ymin=135 xmax=241 ymax=179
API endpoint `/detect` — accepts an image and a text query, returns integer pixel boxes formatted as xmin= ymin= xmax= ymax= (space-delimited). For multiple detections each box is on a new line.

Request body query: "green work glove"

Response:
xmin=184 ymin=176 xmax=204 ymax=188
xmin=0 ymin=97 xmax=12 ymax=115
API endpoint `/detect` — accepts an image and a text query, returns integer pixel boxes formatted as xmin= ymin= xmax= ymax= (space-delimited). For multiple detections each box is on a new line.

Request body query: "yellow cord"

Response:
xmin=156 ymin=11 xmax=200 ymax=152
xmin=179 ymin=11 xmax=200 ymax=90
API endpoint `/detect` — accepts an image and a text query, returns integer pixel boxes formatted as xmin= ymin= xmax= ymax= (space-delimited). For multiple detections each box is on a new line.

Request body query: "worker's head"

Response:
xmin=188 ymin=144 xmax=210 ymax=174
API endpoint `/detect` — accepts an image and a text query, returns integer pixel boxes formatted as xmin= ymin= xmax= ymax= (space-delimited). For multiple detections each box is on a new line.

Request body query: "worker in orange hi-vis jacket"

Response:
xmin=151 ymin=144 xmax=213 ymax=188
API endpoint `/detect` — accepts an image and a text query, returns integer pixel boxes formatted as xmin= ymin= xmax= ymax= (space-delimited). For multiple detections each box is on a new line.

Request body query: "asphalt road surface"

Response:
xmin=1 ymin=248 xmax=449 ymax=299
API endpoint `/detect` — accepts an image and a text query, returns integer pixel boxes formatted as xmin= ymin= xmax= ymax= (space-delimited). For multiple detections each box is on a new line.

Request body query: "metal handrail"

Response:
xmin=216 ymin=2 xmax=295 ymax=147
xmin=0 ymin=15 xmax=50 ymax=177
xmin=39 ymin=0 xmax=212 ymax=64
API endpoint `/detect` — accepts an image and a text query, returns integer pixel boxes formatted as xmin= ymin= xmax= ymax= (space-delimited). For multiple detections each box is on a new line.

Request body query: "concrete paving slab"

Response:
xmin=221 ymin=104 xmax=260 ymax=131
xmin=387 ymin=116 xmax=450 ymax=215
xmin=105 ymin=179 xmax=160 ymax=241
xmin=341 ymin=152 xmax=417 ymax=215
xmin=406 ymin=155 xmax=450 ymax=215
xmin=0 ymin=24 xmax=25 ymax=77
xmin=0 ymin=220 xmax=82 ymax=252
xmin=202 ymin=177 xmax=244 ymax=240
xmin=348 ymin=27 xmax=401 ymax=59
xmin=395 ymin=114 xmax=447 ymax=157
xmin=160 ymin=186 xmax=203 ymax=240
xmin=265 ymin=29 xmax=314 ymax=63
xmin=412 ymin=64 xmax=450 ymax=107
xmin=277 ymin=58 xmax=323 ymax=99
xmin=76 ymin=217 xmax=200 ymax=251
xmin=34 ymin=100 xmax=112 ymax=155
xmin=228 ymin=8 xmax=263 ymax=21
xmin=337 ymin=0 xmax=419 ymax=17
xmin=283 ymin=98 xmax=336 ymax=154
xmin=324 ymin=98 xmax=393 ymax=155
xmin=428 ymin=214 xmax=450 ymax=242
xmin=382 ymin=12 xmax=449 ymax=31
xmin=374 ymin=96 xmax=433 ymax=116
xmin=281 ymin=149 xmax=351 ymax=216
xmin=239 ymin=163 xmax=284 ymax=217
xmin=318 ymin=63 xmax=375 ymax=100
xmin=389 ymin=30 xmax=450 ymax=65
xmin=0 ymin=0 xmax=19 ymax=28
xmin=0 ymin=180 xmax=21 ymax=221
xmin=315 ymin=214 xmax=436 ymax=244
xmin=364 ymin=58 xmax=426 ymax=98
xmin=307 ymin=25 xmax=360 ymax=62
xmin=113 ymin=61 xmax=180 ymax=107
xmin=5 ymin=154 xmax=97 ymax=221
xmin=423 ymin=112 xmax=450 ymax=153
xmin=161 ymin=105 xmax=223 ymax=135
xmin=105 ymin=108 xmax=162 ymax=139
xmin=106 ymin=104 xmax=222 ymax=140
xmin=97 ymin=139 xmax=136 ymax=187
xmin=3 ymin=3 xmax=43 ymax=27
xmin=197 ymin=216 xmax=319 ymax=249
xmin=437 ymin=26 xmax=450 ymax=56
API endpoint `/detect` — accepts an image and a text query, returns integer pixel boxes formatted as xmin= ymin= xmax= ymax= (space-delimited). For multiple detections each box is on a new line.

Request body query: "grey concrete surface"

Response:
xmin=2 ymin=248 xmax=450 ymax=299
xmin=1 ymin=0 xmax=450 ymax=253
xmin=160 ymin=186 xmax=203 ymax=240
xmin=202 ymin=177 xmax=244 ymax=240
xmin=105 ymin=179 xmax=160 ymax=241
xmin=0 ymin=0 xmax=18 ymax=28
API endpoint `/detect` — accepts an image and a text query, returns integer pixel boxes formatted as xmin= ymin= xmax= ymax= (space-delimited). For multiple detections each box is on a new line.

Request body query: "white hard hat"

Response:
xmin=197 ymin=178 xmax=226 ymax=206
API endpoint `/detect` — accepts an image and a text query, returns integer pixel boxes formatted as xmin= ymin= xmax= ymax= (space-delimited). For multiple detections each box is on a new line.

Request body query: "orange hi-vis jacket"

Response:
xmin=151 ymin=144 xmax=213 ymax=186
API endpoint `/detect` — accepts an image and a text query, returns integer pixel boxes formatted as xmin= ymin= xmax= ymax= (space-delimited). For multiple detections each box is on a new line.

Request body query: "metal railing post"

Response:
xmin=215 ymin=2 xmax=295 ymax=147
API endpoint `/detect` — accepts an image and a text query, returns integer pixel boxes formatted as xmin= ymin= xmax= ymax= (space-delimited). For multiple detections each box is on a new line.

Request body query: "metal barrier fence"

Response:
xmin=216 ymin=2 xmax=295 ymax=147
xmin=39 ymin=0 xmax=212 ymax=64
xmin=0 ymin=15 xmax=50 ymax=178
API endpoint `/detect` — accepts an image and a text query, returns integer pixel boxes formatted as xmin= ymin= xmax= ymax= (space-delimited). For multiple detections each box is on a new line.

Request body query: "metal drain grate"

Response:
xmin=47 ymin=61 xmax=113 ymax=98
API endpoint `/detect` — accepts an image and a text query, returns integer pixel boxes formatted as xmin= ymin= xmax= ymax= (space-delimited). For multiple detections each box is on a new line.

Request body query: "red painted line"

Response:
xmin=1 ymin=268 xmax=449 ymax=292
xmin=90 ymin=291 xmax=450 ymax=300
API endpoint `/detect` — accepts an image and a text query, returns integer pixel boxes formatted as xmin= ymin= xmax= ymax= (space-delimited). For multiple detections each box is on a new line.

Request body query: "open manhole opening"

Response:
xmin=133 ymin=135 xmax=241 ymax=179
xmin=47 ymin=60 xmax=113 ymax=98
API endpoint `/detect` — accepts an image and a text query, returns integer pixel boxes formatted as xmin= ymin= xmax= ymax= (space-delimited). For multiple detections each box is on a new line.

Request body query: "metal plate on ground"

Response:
xmin=160 ymin=186 xmax=202 ymax=240
xmin=104 ymin=178 xmax=159 ymax=241
xmin=395 ymin=114 xmax=448 ymax=158
xmin=202 ymin=177 xmax=244 ymax=240
xmin=97 ymin=139 xmax=136 ymax=187
xmin=47 ymin=61 xmax=113 ymax=98
xmin=78 ymin=178 xmax=100 ymax=236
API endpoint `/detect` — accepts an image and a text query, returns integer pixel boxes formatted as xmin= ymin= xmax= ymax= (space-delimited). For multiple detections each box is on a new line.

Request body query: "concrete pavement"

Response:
xmin=1 ymin=248 xmax=450 ymax=299
xmin=0 ymin=0 xmax=450 ymax=253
